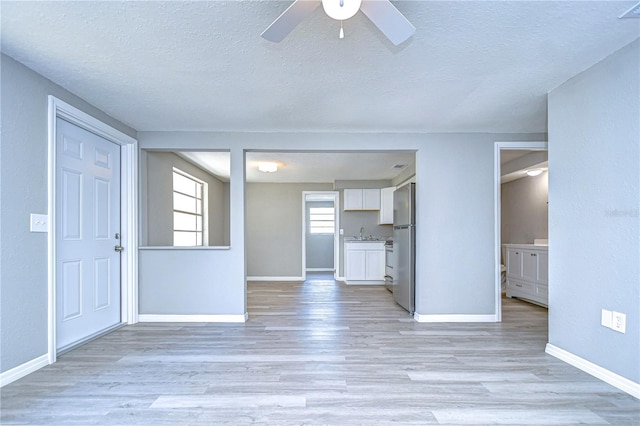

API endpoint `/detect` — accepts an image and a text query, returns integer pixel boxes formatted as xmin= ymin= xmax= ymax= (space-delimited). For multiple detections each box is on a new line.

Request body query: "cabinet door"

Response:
xmin=344 ymin=189 xmax=363 ymax=211
xmin=506 ymin=248 xmax=522 ymax=277
xmin=378 ymin=187 xmax=394 ymax=224
xmin=362 ymin=189 xmax=381 ymax=210
xmin=365 ymin=249 xmax=385 ymax=280
xmin=522 ymin=250 xmax=538 ymax=281
xmin=537 ymin=250 xmax=548 ymax=284
xmin=346 ymin=249 xmax=367 ymax=280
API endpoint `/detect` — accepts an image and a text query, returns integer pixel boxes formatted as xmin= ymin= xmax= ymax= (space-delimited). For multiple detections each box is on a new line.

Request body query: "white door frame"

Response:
xmin=493 ymin=141 xmax=547 ymax=322
xmin=301 ymin=191 xmax=340 ymax=281
xmin=47 ymin=96 xmax=138 ymax=364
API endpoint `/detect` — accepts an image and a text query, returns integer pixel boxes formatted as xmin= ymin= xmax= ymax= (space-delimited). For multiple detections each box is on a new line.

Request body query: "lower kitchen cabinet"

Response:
xmin=504 ymin=244 xmax=548 ymax=307
xmin=345 ymin=242 xmax=385 ymax=284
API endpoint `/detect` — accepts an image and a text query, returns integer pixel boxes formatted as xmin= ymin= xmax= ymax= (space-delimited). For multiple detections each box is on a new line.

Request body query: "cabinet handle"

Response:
xmin=515 ymin=283 xmax=523 ymax=287
xmin=515 ymin=252 xmax=519 ymax=255
xmin=531 ymin=253 xmax=537 ymax=256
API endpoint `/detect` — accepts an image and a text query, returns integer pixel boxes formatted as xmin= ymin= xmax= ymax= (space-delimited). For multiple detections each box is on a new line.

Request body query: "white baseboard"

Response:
xmin=0 ymin=354 xmax=49 ymax=387
xmin=247 ymin=276 xmax=304 ymax=282
xmin=138 ymin=313 xmax=248 ymax=323
xmin=545 ymin=343 xmax=640 ymax=399
xmin=305 ymin=268 xmax=334 ymax=272
xmin=413 ymin=313 xmax=498 ymax=323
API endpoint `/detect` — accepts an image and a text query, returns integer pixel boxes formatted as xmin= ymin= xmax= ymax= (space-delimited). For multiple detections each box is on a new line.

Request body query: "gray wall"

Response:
xmin=246 ymin=183 xmax=333 ymax=277
xmin=140 ymin=131 xmax=545 ymax=320
xmin=0 ymin=54 xmax=136 ymax=373
xmin=142 ymin=151 xmax=230 ymax=246
xmin=548 ymin=39 xmax=639 ymax=383
xmin=138 ymin=248 xmax=243 ymax=315
xmin=501 ymin=171 xmax=548 ymax=244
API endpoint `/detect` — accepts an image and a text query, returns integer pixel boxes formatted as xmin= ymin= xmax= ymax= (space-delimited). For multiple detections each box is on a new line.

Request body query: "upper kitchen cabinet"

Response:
xmin=378 ymin=187 xmax=395 ymax=224
xmin=344 ymin=188 xmax=381 ymax=211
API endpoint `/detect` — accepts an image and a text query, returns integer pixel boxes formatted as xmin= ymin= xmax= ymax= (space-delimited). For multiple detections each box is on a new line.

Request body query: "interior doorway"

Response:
xmin=494 ymin=141 xmax=548 ymax=322
xmin=302 ymin=191 xmax=340 ymax=281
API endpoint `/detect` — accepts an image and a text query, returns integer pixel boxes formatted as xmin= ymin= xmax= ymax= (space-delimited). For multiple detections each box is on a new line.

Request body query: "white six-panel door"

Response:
xmin=56 ymin=117 xmax=121 ymax=351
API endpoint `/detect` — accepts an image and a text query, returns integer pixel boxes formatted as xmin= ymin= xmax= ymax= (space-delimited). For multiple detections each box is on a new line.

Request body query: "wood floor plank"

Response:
xmin=1 ymin=272 xmax=638 ymax=425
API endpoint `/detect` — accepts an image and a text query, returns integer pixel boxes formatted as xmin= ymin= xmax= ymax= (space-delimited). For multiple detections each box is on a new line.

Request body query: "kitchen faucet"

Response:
xmin=360 ymin=226 xmax=365 ymax=239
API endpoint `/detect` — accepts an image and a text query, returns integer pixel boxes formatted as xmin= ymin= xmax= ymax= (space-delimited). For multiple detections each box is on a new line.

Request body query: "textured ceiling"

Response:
xmin=1 ymin=1 xmax=639 ymax=134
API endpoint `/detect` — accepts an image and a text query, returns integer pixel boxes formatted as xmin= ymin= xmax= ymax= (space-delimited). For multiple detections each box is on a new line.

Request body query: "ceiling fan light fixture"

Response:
xmin=258 ymin=162 xmax=279 ymax=173
xmin=322 ymin=0 xmax=362 ymax=21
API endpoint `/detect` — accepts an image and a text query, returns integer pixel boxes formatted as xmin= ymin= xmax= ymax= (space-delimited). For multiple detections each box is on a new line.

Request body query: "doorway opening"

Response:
xmin=244 ymin=150 xmax=415 ymax=283
xmin=303 ymin=191 xmax=340 ymax=280
xmin=494 ymin=141 xmax=548 ymax=322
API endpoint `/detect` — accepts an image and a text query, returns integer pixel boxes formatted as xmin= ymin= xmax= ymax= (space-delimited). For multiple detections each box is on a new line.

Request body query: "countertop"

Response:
xmin=502 ymin=243 xmax=548 ymax=249
xmin=344 ymin=237 xmax=387 ymax=243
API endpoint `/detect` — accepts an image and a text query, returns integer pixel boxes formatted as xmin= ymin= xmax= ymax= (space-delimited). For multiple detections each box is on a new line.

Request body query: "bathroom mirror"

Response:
xmin=141 ymin=150 xmax=230 ymax=247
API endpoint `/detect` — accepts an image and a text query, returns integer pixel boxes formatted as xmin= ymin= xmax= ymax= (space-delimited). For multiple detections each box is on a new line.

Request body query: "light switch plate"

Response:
xmin=601 ymin=309 xmax=612 ymax=328
xmin=30 ymin=213 xmax=48 ymax=233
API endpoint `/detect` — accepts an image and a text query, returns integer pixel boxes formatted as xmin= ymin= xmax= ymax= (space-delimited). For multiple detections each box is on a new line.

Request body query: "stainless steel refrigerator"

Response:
xmin=393 ymin=183 xmax=415 ymax=314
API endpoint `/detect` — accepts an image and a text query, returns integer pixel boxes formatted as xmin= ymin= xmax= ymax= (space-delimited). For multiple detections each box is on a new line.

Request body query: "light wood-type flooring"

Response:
xmin=2 ymin=273 xmax=639 ymax=425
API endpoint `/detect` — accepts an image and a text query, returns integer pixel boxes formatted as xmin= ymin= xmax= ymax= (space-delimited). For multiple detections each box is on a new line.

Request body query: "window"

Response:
xmin=309 ymin=207 xmax=335 ymax=234
xmin=173 ymin=168 xmax=207 ymax=246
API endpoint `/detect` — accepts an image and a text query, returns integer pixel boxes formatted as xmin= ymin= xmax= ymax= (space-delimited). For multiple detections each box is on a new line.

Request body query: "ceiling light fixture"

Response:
xmin=526 ymin=169 xmax=543 ymax=177
xmin=258 ymin=162 xmax=278 ymax=173
xmin=322 ymin=0 xmax=362 ymax=39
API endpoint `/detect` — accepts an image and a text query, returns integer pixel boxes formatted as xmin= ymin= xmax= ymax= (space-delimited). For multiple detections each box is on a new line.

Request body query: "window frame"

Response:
xmin=308 ymin=206 xmax=335 ymax=235
xmin=172 ymin=167 xmax=208 ymax=246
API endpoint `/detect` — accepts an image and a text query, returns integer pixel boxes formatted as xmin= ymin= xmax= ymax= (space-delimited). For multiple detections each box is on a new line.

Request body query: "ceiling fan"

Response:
xmin=261 ymin=0 xmax=415 ymax=46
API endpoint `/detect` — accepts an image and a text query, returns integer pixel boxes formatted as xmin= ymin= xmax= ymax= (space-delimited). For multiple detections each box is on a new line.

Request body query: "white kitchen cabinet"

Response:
xmin=365 ymin=249 xmax=385 ymax=280
xmin=344 ymin=241 xmax=385 ymax=284
xmin=504 ymin=244 xmax=548 ymax=307
xmin=343 ymin=188 xmax=381 ymax=211
xmin=378 ymin=187 xmax=395 ymax=224
xmin=362 ymin=189 xmax=381 ymax=210
xmin=345 ymin=249 xmax=367 ymax=281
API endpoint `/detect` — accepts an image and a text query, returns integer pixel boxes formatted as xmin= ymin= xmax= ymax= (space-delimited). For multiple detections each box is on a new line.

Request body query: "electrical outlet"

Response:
xmin=612 ymin=311 xmax=626 ymax=333
xmin=601 ymin=309 xmax=612 ymax=328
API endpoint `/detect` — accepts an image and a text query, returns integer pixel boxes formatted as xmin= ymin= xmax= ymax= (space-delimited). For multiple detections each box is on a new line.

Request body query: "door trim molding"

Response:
xmin=47 ymin=96 xmax=138 ymax=365
xmin=493 ymin=141 xmax=547 ymax=322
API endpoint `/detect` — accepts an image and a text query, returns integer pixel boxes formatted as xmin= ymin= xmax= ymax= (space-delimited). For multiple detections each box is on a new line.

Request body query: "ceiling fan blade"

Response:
xmin=261 ymin=0 xmax=321 ymax=43
xmin=360 ymin=0 xmax=415 ymax=46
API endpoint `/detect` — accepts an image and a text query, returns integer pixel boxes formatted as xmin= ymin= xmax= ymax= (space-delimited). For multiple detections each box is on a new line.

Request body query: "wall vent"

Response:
xmin=619 ymin=2 xmax=640 ymax=18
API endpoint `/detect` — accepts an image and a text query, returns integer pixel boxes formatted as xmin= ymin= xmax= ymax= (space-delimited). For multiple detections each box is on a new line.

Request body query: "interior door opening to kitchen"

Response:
xmin=244 ymin=151 xmax=416 ymax=284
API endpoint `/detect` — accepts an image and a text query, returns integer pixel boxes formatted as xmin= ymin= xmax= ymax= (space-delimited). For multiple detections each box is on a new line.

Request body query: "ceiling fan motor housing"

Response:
xmin=322 ymin=0 xmax=362 ymax=20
